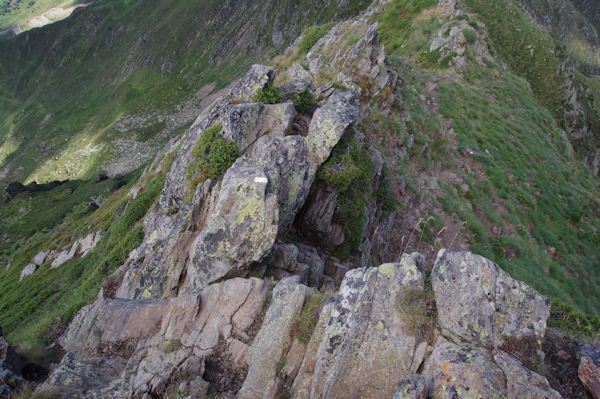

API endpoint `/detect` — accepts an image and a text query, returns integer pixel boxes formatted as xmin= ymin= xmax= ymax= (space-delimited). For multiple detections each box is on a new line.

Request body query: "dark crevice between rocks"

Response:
xmin=203 ymin=335 xmax=248 ymax=396
xmin=542 ymin=329 xmax=592 ymax=398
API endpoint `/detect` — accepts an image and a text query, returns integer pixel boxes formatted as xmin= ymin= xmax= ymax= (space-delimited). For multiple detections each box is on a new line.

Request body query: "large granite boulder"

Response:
xmin=306 ymin=90 xmax=359 ymax=176
xmin=308 ymin=254 xmax=427 ymax=399
xmin=220 ymin=102 xmax=296 ymax=152
xmin=432 ymin=249 xmax=550 ymax=348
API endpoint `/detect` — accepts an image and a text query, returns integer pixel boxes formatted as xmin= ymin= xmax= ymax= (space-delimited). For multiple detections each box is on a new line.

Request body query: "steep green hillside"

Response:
xmin=375 ymin=0 xmax=600 ymax=334
xmin=0 ymin=0 xmax=370 ymax=184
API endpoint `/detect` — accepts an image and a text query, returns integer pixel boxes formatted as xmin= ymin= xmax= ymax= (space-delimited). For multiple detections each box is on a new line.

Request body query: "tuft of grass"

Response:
xmin=163 ymin=339 xmax=182 ymax=353
xmin=397 ymin=287 xmax=436 ymax=342
xmin=292 ymin=292 xmax=331 ymax=343
xmin=299 ymin=22 xmax=335 ymax=52
xmin=317 ymin=136 xmax=376 ymax=257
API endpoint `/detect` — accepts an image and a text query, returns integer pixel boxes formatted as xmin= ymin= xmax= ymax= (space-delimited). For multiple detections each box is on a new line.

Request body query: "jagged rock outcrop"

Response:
xmin=117 ymin=63 xmax=359 ymax=299
xmin=304 ymin=254 xmax=427 ymax=398
xmin=33 ymin=15 xmax=574 ymax=399
xmin=239 ymin=276 xmax=307 ymax=398
xmin=306 ymin=21 xmax=393 ymax=97
xmin=432 ymin=249 xmax=550 ymax=348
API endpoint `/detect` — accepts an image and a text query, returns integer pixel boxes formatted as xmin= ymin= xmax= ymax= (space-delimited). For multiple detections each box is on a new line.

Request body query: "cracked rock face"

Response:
xmin=308 ymin=253 xmax=427 ymax=399
xmin=423 ymin=337 xmax=561 ymax=399
xmin=432 ymin=249 xmax=551 ymax=348
xmin=239 ymin=276 xmax=308 ymax=398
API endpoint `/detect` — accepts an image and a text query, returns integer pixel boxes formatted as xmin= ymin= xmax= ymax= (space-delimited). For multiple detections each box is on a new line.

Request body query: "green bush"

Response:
xmin=299 ymin=23 xmax=335 ymax=52
xmin=293 ymin=88 xmax=317 ymax=114
xmin=252 ymin=84 xmax=284 ymax=104
xmin=188 ymin=123 xmax=241 ymax=189
xmin=463 ymin=29 xmax=477 ymax=45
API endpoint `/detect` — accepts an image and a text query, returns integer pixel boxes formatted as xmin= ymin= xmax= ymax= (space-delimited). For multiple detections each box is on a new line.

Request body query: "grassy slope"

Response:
xmin=376 ymin=0 xmax=600 ymax=335
xmin=0 ymin=0 xmax=370 ymax=184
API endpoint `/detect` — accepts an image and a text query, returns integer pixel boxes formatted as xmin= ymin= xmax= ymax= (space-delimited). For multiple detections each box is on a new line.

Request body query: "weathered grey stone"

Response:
xmin=184 ymin=134 xmax=311 ymax=291
xmin=309 ymin=254 xmax=425 ymax=399
xmin=183 ymin=159 xmax=280 ymax=291
xmin=32 ymin=250 xmax=49 ymax=266
xmin=220 ymin=102 xmax=296 ymax=152
xmin=264 ymin=242 xmax=300 ymax=272
xmin=239 ymin=276 xmax=308 ymax=399
xmin=393 ymin=375 xmax=428 ymax=399
xmin=19 ymin=263 xmax=37 ymax=281
xmin=279 ymin=78 xmax=313 ymax=100
xmin=432 ymin=249 xmax=550 ymax=348
xmin=423 ymin=338 xmax=507 ymax=399
xmin=494 ymin=350 xmax=561 ymax=399
xmin=50 ymin=249 xmax=73 ymax=269
xmin=296 ymin=243 xmax=325 ymax=287
xmin=36 ymin=352 xmax=127 ymax=399
xmin=306 ymin=90 xmax=359 ymax=176
xmin=246 ymin=135 xmax=311 ymax=231
xmin=61 ymin=295 xmax=168 ymax=356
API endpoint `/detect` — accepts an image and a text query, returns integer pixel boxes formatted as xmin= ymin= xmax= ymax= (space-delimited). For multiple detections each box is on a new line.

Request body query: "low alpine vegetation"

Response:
xmin=187 ymin=124 xmax=241 ymax=191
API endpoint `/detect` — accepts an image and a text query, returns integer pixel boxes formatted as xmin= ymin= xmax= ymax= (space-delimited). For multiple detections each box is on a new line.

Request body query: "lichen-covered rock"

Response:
xmin=306 ymin=90 xmax=359 ymax=176
xmin=306 ymin=21 xmax=391 ymax=97
xmin=19 ymin=263 xmax=37 ymax=281
xmin=579 ymin=356 xmax=600 ymax=399
xmin=494 ymin=350 xmax=561 ymax=399
xmin=423 ymin=338 xmax=508 ymax=398
xmin=246 ymin=135 xmax=311 ymax=231
xmin=432 ymin=249 xmax=550 ymax=348
xmin=279 ymin=77 xmax=313 ymax=99
xmin=220 ymin=102 xmax=296 ymax=152
xmin=36 ymin=352 xmax=127 ymax=399
xmin=393 ymin=375 xmax=428 ymax=399
xmin=239 ymin=276 xmax=308 ymax=398
xmin=309 ymin=253 xmax=426 ymax=399
xmin=183 ymin=159 xmax=280 ymax=291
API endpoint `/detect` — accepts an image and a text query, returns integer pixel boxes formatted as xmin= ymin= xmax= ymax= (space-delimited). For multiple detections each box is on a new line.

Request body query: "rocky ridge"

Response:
xmin=0 ymin=0 xmax=593 ymax=397
xmin=21 ymin=14 xmax=594 ymax=399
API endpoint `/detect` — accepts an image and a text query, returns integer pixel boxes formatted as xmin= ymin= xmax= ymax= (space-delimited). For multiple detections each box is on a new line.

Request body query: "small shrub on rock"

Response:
xmin=252 ymin=84 xmax=284 ymax=104
xmin=292 ymin=88 xmax=318 ymax=114
xmin=187 ymin=123 xmax=240 ymax=191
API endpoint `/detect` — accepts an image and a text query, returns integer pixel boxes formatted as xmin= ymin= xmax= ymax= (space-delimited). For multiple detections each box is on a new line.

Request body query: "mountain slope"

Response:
xmin=0 ymin=0 xmax=370 ymax=184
